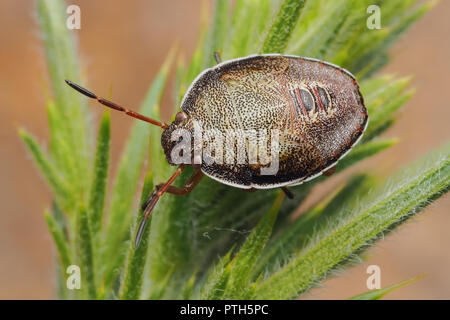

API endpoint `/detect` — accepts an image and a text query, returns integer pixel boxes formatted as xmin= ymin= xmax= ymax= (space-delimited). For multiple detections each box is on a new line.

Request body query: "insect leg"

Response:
xmin=281 ymin=186 xmax=294 ymax=199
xmin=158 ymin=168 xmax=204 ymax=196
xmin=135 ymin=164 xmax=186 ymax=247
xmin=65 ymin=80 xmax=168 ymax=129
xmin=214 ymin=51 xmax=222 ymax=64
xmin=140 ymin=168 xmax=204 ymax=211
xmin=322 ymin=165 xmax=337 ymax=177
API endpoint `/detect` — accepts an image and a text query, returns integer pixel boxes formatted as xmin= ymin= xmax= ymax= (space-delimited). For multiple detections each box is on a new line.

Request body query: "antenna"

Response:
xmin=65 ymin=80 xmax=168 ymax=129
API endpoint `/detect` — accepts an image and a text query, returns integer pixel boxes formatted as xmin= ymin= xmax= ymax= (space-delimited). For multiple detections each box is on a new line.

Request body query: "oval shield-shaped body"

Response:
xmin=162 ymin=54 xmax=368 ymax=189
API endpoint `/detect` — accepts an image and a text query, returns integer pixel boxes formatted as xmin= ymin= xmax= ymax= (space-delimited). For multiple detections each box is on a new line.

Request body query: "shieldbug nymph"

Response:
xmin=66 ymin=53 xmax=368 ymax=247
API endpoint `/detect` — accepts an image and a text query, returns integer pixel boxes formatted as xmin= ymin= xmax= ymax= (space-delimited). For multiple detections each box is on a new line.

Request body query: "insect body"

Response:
xmin=66 ymin=53 xmax=368 ymax=247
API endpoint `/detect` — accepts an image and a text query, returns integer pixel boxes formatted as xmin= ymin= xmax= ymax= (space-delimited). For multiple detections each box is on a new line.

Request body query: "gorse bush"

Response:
xmin=21 ymin=0 xmax=449 ymax=300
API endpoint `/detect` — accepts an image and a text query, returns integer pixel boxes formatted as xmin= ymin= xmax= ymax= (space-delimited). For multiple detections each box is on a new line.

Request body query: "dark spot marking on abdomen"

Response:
xmin=300 ymin=88 xmax=314 ymax=112
xmin=317 ymin=86 xmax=330 ymax=111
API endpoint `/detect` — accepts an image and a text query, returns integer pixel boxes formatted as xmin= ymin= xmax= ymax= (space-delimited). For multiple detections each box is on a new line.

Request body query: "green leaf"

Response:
xmin=202 ymin=0 xmax=230 ymax=68
xmin=45 ymin=210 xmax=71 ymax=272
xmin=76 ymin=205 xmax=96 ymax=299
xmin=146 ymin=167 xmax=197 ymax=294
xmin=350 ymin=274 xmax=426 ymax=300
xmin=37 ymin=0 xmax=92 ymax=193
xmin=120 ymin=145 xmax=154 ymax=300
xmin=174 ymin=55 xmax=187 ymax=106
xmin=46 ymin=99 xmax=76 ymax=179
xmin=287 ymin=1 xmax=349 ymax=58
xmin=49 ymin=200 xmax=72 ymax=300
xmin=246 ymin=0 xmax=272 ymax=55
xmin=261 ymin=0 xmax=307 ymax=53
xmin=148 ymin=266 xmax=175 ymax=300
xmin=88 ymin=112 xmax=110 ymax=244
xmin=323 ymin=1 xmax=368 ymax=62
xmin=223 ymin=191 xmax=285 ymax=299
xmin=338 ymin=138 xmax=399 ymax=171
xmin=185 ymin=4 xmax=208 ymax=87
xmin=255 ymin=174 xmax=375 ymax=277
xmin=353 ymin=1 xmax=434 ymax=78
xmin=102 ymin=50 xmax=174 ymax=292
xmin=182 ymin=271 xmax=198 ymax=300
xmin=200 ymin=249 xmax=234 ymax=300
xmin=227 ymin=0 xmax=258 ymax=59
xmin=19 ymin=129 xmax=73 ymax=213
xmin=365 ymin=89 xmax=414 ymax=142
xmin=254 ymin=144 xmax=450 ymax=299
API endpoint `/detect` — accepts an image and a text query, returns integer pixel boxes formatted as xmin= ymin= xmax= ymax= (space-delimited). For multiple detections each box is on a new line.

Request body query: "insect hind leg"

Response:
xmin=214 ymin=51 xmax=222 ymax=64
xmin=281 ymin=186 xmax=294 ymax=199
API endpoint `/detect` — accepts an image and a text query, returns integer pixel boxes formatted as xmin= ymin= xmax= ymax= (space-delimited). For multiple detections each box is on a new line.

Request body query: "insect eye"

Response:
xmin=175 ymin=111 xmax=187 ymax=122
xmin=300 ymin=88 xmax=314 ymax=112
xmin=317 ymin=87 xmax=330 ymax=111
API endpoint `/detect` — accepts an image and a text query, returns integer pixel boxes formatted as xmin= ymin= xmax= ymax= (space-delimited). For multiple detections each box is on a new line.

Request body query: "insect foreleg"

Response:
xmin=135 ymin=164 xmax=186 ymax=247
xmin=157 ymin=168 xmax=204 ymax=196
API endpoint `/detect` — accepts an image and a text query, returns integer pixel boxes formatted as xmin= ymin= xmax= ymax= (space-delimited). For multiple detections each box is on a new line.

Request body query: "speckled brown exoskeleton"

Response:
xmin=65 ymin=53 xmax=368 ymax=247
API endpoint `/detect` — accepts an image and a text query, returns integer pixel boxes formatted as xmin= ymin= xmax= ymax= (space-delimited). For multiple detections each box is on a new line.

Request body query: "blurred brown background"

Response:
xmin=0 ymin=0 xmax=449 ymax=299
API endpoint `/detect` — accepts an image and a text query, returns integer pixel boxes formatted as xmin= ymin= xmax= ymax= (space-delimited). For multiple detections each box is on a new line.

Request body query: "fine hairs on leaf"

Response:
xmin=20 ymin=0 xmax=448 ymax=300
